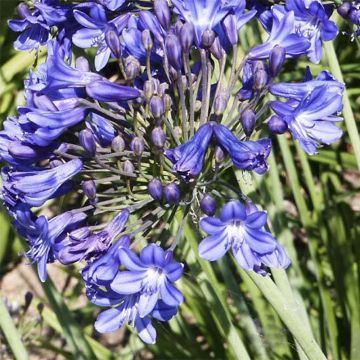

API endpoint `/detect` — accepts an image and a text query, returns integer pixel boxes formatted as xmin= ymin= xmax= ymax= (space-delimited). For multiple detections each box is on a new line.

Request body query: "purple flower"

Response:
xmin=271 ymin=85 xmax=344 ymax=154
xmin=72 ymin=4 xmax=129 ymax=70
xmin=286 ymin=0 xmax=338 ymax=63
xmin=8 ymin=1 xmax=70 ymax=51
xmin=55 ymin=209 xmax=130 ymax=265
xmin=213 ymin=124 xmax=271 ymax=174
xmin=269 ymin=68 xmax=344 ymax=100
xmin=165 ymin=123 xmax=213 ymax=180
xmin=111 ymin=245 xmax=184 ymax=317
xmin=248 ymin=7 xmax=310 ymax=59
xmin=2 ymin=159 xmax=83 ymax=207
xmin=172 ymin=0 xmax=245 ymax=47
xmin=199 ymin=200 xmax=290 ymax=272
xmin=12 ymin=205 xmax=86 ymax=281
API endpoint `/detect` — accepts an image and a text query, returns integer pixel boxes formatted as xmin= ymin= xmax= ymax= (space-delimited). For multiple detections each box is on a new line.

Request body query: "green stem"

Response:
xmin=244 ymin=271 xmax=327 ymax=360
xmin=324 ymin=41 xmax=360 ymax=171
xmin=0 ymin=297 xmax=29 ymax=360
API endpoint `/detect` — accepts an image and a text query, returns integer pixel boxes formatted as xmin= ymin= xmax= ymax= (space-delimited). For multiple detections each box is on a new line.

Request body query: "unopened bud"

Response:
xmin=50 ymin=159 xmax=63 ymax=168
xmin=148 ymin=178 xmax=163 ymax=201
xmin=337 ymin=2 xmax=352 ymax=18
xmin=124 ymin=56 xmax=140 ymax=80
xmin=164 ymin=183 xmax=181 ymax=205
xmin=144 ymin=80 xmax=155 ymax=100
xmin=141 ymin=29 xmax=153 ymax=51
xmin=123 ymin=159 xmax=135 ymax=174
xmin=269 ymin=46 xmax=285 ymax=77
xmin=180 ymin=22 xmax=195 ymax=53
xmin=150 ymin=96 xmax=165 ymax=118
xmin=80 ymin=129 xmax=96 ymax=157
xmin=154 ymin=0 xmax=171 ymax=30
xmin=166 ymin=34 xmax=183 ymax=70
xmin=268 ymin=115 xmax=288 ymax=134
xmin=223 ymin=14 xmax=237 ymax=45
xmin=111 ymin=135 xmax=126 ymax=152
xmin=201 ymin=29 xmax=215 ymax=48
xmin=82 ymin=180 xmax=96 ymax=200
xmin=210 ymin=37 xmax=225 ymax=60
xmin=214 ymin=94 xmax=228 ymax=116
xmin=131 ymin=136 xmax=145 ymax=156
xmin=241 ymin=109 xmax=256 ymax=137
xmin=105 ymin=28 xmax=121 ymax=58
xmin=151 ymin=127 xmax=166 ymax=148
xmin=214 ymin=146 xmax=225 ymax=164
xmin=200 ymin=194 xmax=217 ymax=216
xmin=254 ymin=69 xmax=268 ymax=91
xmin=163 ymin=94 xmax=172 ymax=111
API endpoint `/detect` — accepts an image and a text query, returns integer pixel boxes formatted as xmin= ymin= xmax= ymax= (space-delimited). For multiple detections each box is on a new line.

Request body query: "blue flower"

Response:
xmin=271 ymin=85 xmax=344 ymax=154
xmin=111 ymin=244 xmax=184 ymax=317
xmin=248 ymin=6 xmax=310 ymax=59
xmin=286 ymin=0 xmax=338 ymax=63
xmin=165 ymin=123 xmax=213 ymax=180
xmin=8 ymin=1 xmax=69 ymax=51
xmin=199 ymin=200 xmax=290 ymax=272
xmin=72 ymin=4 xmax=129 ymax=70
xmin=269 ymin=68 xmax=344 ymax=100
xmin=84 ymin=244 xmax=182 ymax=344
xmin=213 ymin=124 xmax=271 ymax=174
xmin=2 ymin=159 xmax=83 ymax=207
xmin=12 ymin=205 xmax=86 ymax=281
xmin=55 ymin=209 xmax=130 ymax=265
xmin=172 ymin=0 xmax=245 ymax=47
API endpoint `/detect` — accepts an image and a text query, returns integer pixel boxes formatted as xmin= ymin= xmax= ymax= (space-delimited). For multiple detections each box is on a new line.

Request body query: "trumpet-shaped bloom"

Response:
xmin=165 ymin=123 xmax=213 ymax=180
xmin=3 ymin=159 xmax=83 ymax=207
xmin=199 ymin=200 xmax=290 ymax=272
xmin=271 ymin=85 xmax=343 ymax=154
xmin=213 ymin=124 xmax=271 ymax=174
xmin=111 ymin=245 xmax=184 ymax=317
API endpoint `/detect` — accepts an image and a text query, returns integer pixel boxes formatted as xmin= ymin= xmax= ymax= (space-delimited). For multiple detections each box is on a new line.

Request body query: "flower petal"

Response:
xmin=198 ymin=231 xmax=230 ymax=261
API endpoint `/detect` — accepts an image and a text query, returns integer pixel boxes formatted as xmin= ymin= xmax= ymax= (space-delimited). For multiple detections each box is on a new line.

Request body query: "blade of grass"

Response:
xmin=0 ymin=297 xmax=29 ymax=360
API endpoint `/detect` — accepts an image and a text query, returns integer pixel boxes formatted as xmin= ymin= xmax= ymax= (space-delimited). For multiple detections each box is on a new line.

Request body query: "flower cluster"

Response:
xmin=2 ymin=0 xmax=345 ymax=344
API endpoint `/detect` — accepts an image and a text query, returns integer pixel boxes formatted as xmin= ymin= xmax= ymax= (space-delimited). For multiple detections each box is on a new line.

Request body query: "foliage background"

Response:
xmin=0 ymin=1 xmax=360 ymax=359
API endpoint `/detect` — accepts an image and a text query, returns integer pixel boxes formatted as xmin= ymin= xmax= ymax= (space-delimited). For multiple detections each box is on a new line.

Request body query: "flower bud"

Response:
xmin=158 ymin=82 xmax=169 ymax=96
xmin=350 ymin=9 xmax=360 ymax=25
xmin=151 ymin=127 xmax=166 ymax=148
xmin=82 ymin=180 xmax=96 ymax=201
xmin=254 ymin=69 xmax=268 ymax=91
xmin=80 ymin=129 xmax=96 ymax=157
xmin=200 ymin=194 xmax=217 ymax=216
xmin=141 ymin=29 xmax=153 ymax=51
xmin=174 ymin=126 xmax=182 ymax=139
xmin=164 ymin=183 xmax=181 ymax=205
xmin=154 ymin=0 xmax=171 ymax=30
xmin=166 ymin=34 xmax=183 ymax=70
xmin=144 ymin=80 xmax=155 ymax=100
xmin=223 ymin=14 xmax=238 ymax=45
xmin=150 ymin=95 xmax=165 ymax=119
xmin=111 ymin=135 xmax=126 ymax=152
xmin=241 ymin=109 xmax=256 ymax=137
xmin=163 ymin=94 xmax=173 ymax=111
xmin=148 ymin=178 xmax=163 ymax=201
xmin=210 ymin=37 xmax=225 ymax=60
xmin=180 ymin=22 xmax=195 ymax=53
xmin=50 ymin=159 xmax=64 ymax=168
xmin=214 ymin=93 xmax=228 ymax=116
xmin=75 ymin=56 xmax=90 ymax=72
xmin=131 ymin=136 xmax=145 ymax=156
xmin=105 ymin=28 xmax=121 ymax=58
xmin=269 ymin=46 xmax=285 ymax=77
xmin=201 ymin=29 xmax=215 ymax=48
xmin=124 ymin=56 xmax=141 ymax=80
xmin=268 ymin=115 xmax=288 ymax=134
xmin=337 ymin=2 xmax=352 ymax=18
xmin=123 ymin=159 xmax=135 ymax=174
xmin=214 ymin=146 xmax=225 ymax=164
